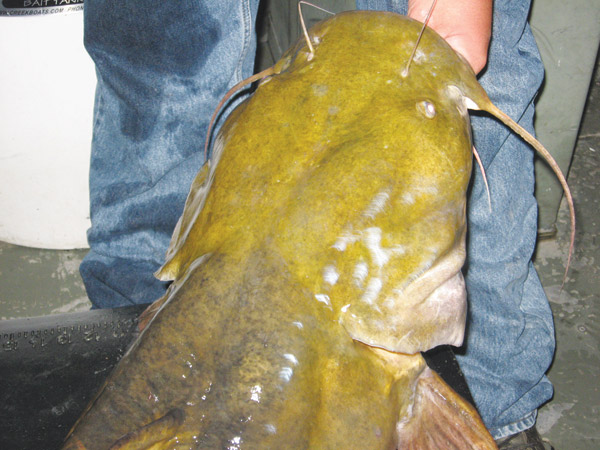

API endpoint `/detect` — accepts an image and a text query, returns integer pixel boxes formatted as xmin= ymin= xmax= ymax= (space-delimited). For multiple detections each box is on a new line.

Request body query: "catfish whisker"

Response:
xmin=402 ymin=0 xmax=438 ymax=77
xmin=472 ymin=145 xmax=492 ymax=212
xmin=298 ymin=1 xmax=334 ymax=60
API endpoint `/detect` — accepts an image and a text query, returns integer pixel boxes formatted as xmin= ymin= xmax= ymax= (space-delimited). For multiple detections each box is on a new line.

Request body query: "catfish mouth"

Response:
xmin=339 ymin=235 xmax=468 ymax=355
xmin=402 ymin=268 xmax=467 ymax=352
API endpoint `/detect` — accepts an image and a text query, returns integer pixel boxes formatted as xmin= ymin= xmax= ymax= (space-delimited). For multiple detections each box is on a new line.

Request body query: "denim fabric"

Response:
xmin=359 ymin=0 xmax=552 ymax=439
xmin=459 ymin=2 xmax=553 ymax=439
xmin=81 ymin=0 xmax=260 ymax=307
xmin=83 ymin=0 xmax=553 ymax=439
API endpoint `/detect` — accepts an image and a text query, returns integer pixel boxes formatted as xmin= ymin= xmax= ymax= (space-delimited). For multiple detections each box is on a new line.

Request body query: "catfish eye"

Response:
xmin=417 ymin=100 xmax=436 ymax=119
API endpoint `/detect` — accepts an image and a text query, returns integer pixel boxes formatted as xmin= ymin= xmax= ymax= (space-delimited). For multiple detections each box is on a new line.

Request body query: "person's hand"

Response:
xmin=408 ymin=0 xmax=492 ymax=74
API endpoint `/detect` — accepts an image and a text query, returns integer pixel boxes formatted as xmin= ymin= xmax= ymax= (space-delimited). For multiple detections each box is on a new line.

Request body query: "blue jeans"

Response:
xmin=82 ymin=0 xmax=553 ymax=439
xmin=81 ymin=0 xmax=260 ymax=305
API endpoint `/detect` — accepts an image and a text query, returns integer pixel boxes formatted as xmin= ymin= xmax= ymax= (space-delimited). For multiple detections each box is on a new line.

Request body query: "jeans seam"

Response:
xmin=491 ymin=410 xmax=537 ymax=440
xmin=236 ymin=0 xmax=253 ymax=84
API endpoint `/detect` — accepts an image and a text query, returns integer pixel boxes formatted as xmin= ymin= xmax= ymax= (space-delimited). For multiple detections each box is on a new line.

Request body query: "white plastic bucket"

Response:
xmin=0 ymin=2 xmax=95 ymax=249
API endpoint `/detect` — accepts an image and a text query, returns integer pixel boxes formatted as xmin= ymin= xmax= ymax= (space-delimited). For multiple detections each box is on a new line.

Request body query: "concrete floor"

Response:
xmin=534 ymin=65 xmax=600 ymax=448
xmin=0 ymin=60 xmax=598 ymax=450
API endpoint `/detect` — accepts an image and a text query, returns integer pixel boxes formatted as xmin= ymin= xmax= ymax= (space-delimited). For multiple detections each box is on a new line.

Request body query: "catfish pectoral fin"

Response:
xmin=108 ymin=408 xmax=185 ymax=450
xmin=397 ymin=367 xmax=497 ymax=449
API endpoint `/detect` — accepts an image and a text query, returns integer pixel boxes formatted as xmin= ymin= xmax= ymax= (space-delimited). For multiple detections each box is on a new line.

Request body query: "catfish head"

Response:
xmin=160 ymin=11 xmax=481 ymax=354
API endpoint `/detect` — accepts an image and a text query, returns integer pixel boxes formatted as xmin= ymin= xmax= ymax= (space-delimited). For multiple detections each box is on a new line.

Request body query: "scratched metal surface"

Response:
xmin=0 ymin=305 xmax=144 ymax=450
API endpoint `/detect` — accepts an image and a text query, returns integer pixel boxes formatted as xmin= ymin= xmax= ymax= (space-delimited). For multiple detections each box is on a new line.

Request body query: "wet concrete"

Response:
xmin=534 ymin=64 xmax=600 ymax=449
xmin=0 ymin=244 xmax=89 ymax=320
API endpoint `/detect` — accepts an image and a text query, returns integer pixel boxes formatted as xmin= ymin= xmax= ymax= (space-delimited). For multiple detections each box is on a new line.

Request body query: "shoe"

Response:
xmin=495 ymin=426 xmax=555 ymax=450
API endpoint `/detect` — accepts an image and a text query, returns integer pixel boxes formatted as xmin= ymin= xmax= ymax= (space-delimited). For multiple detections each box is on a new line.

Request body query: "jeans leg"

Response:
xmin=359 ymin=0 xmax=553 ymax=438
xmin=356 ymin=0 xmax=407 ymax=14
xmin=459 ymin=1 xmax=553 ymax=439
xmin=81 ymin=0 xmax=260 ymax=308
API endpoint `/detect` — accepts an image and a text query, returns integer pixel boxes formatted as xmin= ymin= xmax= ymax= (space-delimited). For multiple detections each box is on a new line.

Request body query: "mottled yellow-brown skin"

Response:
xmin=63 ymin=11 xmax=497 ymax=450
xmin=160 ymin=10 xmax=485 ymax=353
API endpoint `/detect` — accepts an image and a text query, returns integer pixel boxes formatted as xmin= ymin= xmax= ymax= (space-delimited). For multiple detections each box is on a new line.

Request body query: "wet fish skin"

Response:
xmin=63 ymin=11 xmax=497 ymax=449
xmin=162 ymin=11 xmax=478 ymax=354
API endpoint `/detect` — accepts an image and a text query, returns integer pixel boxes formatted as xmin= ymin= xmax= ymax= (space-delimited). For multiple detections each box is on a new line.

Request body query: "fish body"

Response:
xmin=64 ymin=11 xmax=498 ymax=449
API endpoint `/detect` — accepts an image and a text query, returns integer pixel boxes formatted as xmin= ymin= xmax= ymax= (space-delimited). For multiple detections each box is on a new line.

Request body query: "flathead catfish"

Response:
xmin=61 ymin=9 xmax=576 ymax=449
